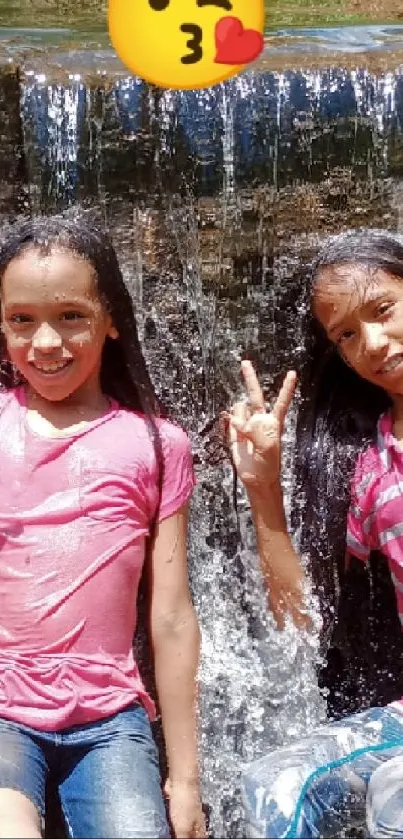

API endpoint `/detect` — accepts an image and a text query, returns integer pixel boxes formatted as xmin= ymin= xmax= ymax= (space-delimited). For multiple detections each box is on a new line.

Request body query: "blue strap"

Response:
xmin=285 ymin=736 xmax=403 ymax=838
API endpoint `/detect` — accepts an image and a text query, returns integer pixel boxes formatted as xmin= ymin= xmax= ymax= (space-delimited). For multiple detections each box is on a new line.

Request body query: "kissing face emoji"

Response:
xmin=108 ymin=0 xmax=264 ymax=90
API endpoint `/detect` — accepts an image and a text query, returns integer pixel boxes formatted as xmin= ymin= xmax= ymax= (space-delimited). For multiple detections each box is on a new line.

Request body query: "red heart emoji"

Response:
xmin=214 ymin=16 xmax=264 ymax=65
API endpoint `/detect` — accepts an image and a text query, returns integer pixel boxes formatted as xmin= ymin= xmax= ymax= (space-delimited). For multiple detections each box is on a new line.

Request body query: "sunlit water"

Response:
xmin=1 ymin=32 xmax=403 ymax=834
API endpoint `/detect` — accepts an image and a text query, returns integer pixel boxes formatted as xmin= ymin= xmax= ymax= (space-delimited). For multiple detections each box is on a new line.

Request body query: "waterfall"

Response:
xmin=2 ymin=50 xmax=402 ymax=834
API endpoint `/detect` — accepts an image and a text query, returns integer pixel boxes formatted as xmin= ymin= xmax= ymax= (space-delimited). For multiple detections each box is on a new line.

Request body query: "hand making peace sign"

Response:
xmin=227 ymin=361 xmax=298 ymax=491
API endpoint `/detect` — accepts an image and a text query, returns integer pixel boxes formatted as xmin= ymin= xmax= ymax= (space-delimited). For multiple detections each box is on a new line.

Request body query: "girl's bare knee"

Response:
xmin=0 ymin=788 xmax=42 ymax=837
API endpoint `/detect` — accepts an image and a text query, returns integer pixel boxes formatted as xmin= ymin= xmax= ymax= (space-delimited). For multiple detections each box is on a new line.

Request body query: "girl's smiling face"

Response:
xmin=314 ymin=263 xmax=403 ymax=395
xmin=0 ymin=246 xmax=116 ymax=404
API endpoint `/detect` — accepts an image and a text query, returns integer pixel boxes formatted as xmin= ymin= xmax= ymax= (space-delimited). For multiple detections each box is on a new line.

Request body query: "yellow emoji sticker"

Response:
xmin=108 ymin=1 xmax=265 ymax=91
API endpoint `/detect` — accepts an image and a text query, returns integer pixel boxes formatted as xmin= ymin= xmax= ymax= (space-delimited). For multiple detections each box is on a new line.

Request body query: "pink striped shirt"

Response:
xmin=347 ymin=412 xmax=403 ymax=627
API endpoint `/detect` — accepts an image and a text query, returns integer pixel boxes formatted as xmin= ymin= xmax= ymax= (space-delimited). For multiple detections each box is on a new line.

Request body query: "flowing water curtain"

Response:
xmin=20 ymin=73 xmax=87 ymax=211
xmin=12 ymin=58 xmax=403 ymax=836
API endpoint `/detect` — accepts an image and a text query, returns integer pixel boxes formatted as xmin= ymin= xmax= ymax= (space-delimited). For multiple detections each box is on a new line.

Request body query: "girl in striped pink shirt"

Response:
xmin=229 ymin=229 xmax=403 ymax=837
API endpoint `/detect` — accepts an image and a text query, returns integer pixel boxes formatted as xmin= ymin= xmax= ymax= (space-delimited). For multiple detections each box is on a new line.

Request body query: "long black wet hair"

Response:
xmin=290 ymin=227 xmax=403 ymax=715
xmin=0 ymin=212 xmax=165 ymax=505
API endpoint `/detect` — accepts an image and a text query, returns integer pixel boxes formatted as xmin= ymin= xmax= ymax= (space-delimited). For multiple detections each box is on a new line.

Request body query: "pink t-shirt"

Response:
xmin=0 ymin=387 xmax=195 ymax=731
xmin=347 ymin=412 xmax=403 ymax=627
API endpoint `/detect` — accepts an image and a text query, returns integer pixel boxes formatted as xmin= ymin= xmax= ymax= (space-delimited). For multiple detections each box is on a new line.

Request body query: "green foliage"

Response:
xmin=0 ymin=0 xmax=399 ymax=32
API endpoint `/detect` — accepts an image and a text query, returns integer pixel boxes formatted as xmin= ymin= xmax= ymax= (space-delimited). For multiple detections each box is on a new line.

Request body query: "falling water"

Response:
xmin=21 ymin=73 xmax=86 ymax=208
xmin=0 ymin=36 xmax=402 ymax=833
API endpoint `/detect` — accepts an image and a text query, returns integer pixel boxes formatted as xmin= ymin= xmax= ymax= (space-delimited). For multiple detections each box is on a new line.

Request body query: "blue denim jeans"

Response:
xmin=241 ymin=703 xmax=403 ymax=838
xmin=0 ymin=702 xmax=170 ymax=838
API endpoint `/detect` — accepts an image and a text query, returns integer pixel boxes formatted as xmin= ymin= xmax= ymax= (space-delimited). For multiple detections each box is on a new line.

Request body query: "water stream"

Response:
xmin=1 ymin=27 xmax=403 ymax=835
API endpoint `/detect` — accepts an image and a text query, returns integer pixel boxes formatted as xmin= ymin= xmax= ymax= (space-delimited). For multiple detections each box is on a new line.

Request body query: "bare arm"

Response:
xmin=149 ymin=503 xmax=205 ymax=837
xmin=247 ymin=483 xmax=309 ymax=629
xmin=227 ymin=361 xmax=311 ymax=630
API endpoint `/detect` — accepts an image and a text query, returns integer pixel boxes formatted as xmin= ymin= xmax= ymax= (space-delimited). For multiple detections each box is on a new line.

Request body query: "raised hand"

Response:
xmin=227 ymin=361 xmax=297 ymax=492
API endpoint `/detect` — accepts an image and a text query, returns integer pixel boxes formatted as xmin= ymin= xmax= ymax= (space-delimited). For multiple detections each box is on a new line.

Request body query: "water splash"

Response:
xmin=15 ymin=59 xmax=403 ymax=836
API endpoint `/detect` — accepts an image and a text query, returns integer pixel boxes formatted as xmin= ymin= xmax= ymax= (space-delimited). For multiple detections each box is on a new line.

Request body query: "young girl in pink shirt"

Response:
xmin=0 ymin=213 xmax=205 ymax=839
xmin=228 ymin=229 xmax=403 ymax=837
